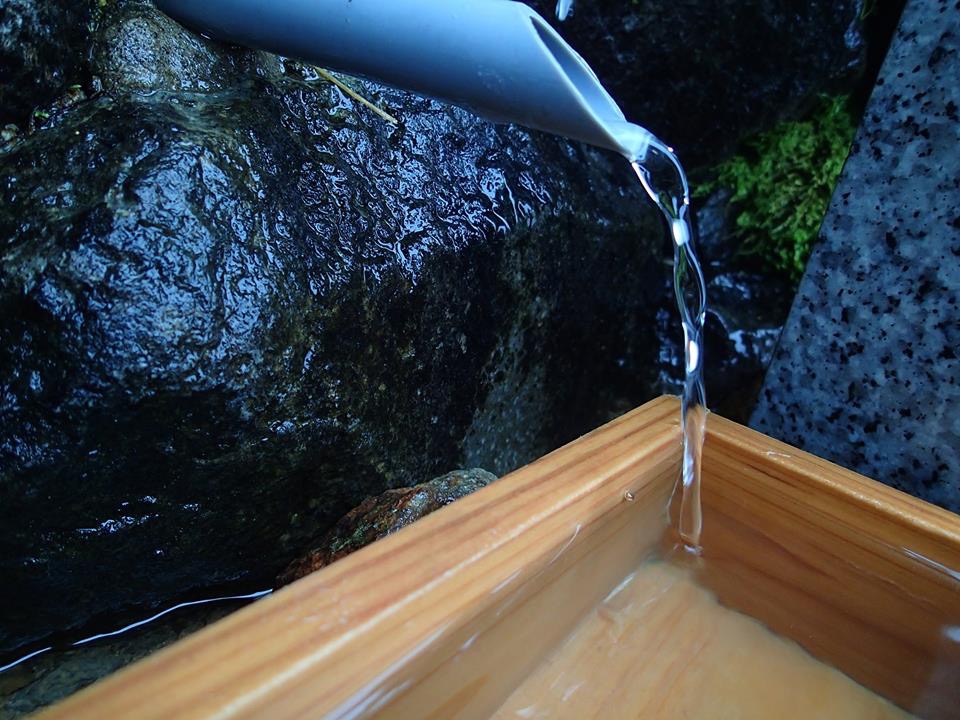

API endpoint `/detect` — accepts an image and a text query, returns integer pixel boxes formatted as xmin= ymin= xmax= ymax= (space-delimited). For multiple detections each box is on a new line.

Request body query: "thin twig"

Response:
xmin=314 ymin=67 xmax=399 ymax=125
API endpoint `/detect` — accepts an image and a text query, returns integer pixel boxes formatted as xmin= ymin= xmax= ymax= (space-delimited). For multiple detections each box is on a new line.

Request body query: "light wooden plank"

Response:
xmin=697 ymin=413 xmax=960 ymax=719
xmin=37 ymin=396 xmax=682 ymax=720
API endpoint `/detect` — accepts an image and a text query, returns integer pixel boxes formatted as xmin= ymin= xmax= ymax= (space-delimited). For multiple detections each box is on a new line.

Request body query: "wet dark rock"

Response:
xmin=279 ymin=468 xmax=497 ymax=585
xmin=0 ymin=1 xmax=665 ymax=655
xmin=94 ymin=1 xmax=256 ymax=95
xmin=530 ymin=0 xmax=867 ymax=164
xmin=701 ymin=272 xmax=792 ymax=422
xmin=0 ymin=602 xmax=235 ymax=720
xmin=0 ymin=0 xmax=875 ymax=660
xmin=0 ymin=1 xmax=93 ymax=125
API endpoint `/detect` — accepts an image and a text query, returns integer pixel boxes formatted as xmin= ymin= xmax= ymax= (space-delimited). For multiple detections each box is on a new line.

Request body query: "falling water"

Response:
xmin=628 ymin=135 xmax=708 ymax=552
xmin=556 ymin=0 xmax=575 ymax=21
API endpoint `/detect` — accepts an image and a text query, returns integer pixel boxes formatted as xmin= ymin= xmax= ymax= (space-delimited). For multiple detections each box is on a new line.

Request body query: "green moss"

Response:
xmin=699 ymin=95 xmax=857 ymax=282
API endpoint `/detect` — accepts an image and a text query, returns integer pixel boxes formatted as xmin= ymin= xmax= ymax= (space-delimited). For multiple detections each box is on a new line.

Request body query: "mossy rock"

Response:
xmin=698 ymin=95 xmax=858 ymax=282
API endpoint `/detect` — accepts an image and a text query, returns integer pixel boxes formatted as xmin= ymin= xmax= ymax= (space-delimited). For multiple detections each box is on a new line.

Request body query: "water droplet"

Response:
xmin=556 ymin=0 xmax=574 ymax=21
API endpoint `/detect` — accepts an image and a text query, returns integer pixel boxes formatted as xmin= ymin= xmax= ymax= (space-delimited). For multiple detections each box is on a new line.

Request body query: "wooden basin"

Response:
xmin=37 ymin=397 xmax=960 ymax=719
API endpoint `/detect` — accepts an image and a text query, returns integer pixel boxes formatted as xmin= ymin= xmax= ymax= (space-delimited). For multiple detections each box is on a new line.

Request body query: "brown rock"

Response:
xmin=278 ymin=469 xmax=497 ymax=585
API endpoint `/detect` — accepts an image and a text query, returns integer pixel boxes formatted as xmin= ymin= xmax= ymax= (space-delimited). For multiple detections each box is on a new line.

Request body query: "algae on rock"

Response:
xmin=0 ymin=1 xmax=94 ymax=125
xmin=699 ymin=95 xmax=858 ymax=282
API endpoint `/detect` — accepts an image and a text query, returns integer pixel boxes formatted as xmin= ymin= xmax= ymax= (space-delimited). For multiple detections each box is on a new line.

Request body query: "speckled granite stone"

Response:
xmin=751 ymin=0 xmax=960 ymax=512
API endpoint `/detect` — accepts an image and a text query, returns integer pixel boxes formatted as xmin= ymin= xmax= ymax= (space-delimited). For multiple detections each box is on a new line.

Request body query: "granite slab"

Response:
xmin=751 ymin=0 xmax=960 ymax=512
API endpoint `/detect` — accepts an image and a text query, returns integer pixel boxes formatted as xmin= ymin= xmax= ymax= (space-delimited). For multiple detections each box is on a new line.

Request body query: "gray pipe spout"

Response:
xmin=154 ymin=0 xmax=654 ymax=161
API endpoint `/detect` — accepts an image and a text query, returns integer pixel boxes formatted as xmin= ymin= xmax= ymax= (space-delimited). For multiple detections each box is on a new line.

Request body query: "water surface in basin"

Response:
xmin=493 ymin=560 xmax=911 ymax=719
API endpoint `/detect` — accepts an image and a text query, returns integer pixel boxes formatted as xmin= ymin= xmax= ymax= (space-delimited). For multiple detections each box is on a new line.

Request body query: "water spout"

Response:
xmin=155 ymin=0 xmax=653 ymax=160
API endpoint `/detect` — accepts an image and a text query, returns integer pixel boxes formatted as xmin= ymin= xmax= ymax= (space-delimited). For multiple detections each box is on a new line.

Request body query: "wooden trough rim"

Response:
xmin=707 ymin=411 xmax=960 ymax=551
xmin=35 ymin=396 xmax=960 ymax=719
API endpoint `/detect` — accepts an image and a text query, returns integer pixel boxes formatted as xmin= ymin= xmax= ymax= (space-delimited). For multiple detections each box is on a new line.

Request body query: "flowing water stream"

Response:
xmin=550 ymin=0 xmax=706 ymax=549
xmin=625 ymin=132 xmax=708 ymax=552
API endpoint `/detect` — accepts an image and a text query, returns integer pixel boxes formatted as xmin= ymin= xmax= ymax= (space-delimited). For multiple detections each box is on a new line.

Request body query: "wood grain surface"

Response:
xmin=698 ymin=413 xmax=960 ymax=719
